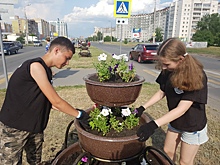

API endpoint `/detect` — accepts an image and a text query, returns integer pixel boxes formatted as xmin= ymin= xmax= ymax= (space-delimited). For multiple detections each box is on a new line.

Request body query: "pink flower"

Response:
xmin=81 ymin=156 xmax=88 ymax=162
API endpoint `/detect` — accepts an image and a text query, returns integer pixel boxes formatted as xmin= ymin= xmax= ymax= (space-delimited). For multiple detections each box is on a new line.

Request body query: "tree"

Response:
xmin=16 ymin=34 xmax=25 ymax=44
xmin=192 ymin=13 xmax=220 ymax=46
xmin=155 ymin=27 xmax=163 ymax=42
xmin=192 ymin=30 xmax=214 ymax=46
xmin=97 ymin=31 xmax=103 ymax=41
xmin=104 ymin=36 xmax=111 ymax=42
xmin=214 ymin=32 xmax=220 ymax=46
xmin=87 ymin=36 xmax=93 ymax=41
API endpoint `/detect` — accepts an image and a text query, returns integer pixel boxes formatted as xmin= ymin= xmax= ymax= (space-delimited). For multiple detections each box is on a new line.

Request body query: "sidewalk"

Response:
xmin=52 ymin=68 xmax=96 ymax=87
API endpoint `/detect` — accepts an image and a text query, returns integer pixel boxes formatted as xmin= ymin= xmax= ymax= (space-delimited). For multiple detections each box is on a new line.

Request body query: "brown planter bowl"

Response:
xmin=75 ymin=109 xmax=151 ymax=160
xmin=51 ymin=142 xmax=82 ymax=165
xmin=83 ymin=73 xmax=145 ymax=107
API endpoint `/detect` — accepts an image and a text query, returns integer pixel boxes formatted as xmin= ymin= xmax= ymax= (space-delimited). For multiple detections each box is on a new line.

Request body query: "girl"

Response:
xmin=136 ymin=38 xmax=208 ymax=165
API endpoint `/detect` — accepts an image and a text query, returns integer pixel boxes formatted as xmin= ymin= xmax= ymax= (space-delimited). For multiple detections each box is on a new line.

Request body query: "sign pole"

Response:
xmin=120 ymin=24 xmax=122 ymax=54
xmin=114 ymin=0 xmax=132 ymax=55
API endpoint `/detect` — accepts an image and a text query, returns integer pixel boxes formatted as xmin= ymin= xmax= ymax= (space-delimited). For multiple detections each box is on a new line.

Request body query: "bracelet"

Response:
xmin=76 ymin=110 xmax=82 ymax=118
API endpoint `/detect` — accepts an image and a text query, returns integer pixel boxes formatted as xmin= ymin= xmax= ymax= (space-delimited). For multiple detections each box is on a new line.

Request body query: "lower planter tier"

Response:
xmin=74 ymin=110 xmax=151 ymax=160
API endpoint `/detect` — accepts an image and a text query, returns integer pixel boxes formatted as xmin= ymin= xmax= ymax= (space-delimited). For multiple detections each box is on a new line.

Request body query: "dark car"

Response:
xmin=14 ymin=41 xmax=23 ymax=49
xmin=0 ymin=42 xmax=19 ymax=55
xmin=33 ymin=41 xmax=43 ymax=47
xmin=129 ymin=43 xmax=159 ymax=63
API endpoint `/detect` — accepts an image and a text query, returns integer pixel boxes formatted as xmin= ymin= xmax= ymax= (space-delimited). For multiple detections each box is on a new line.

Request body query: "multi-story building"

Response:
xmin=218 ymin=2 xmax=220 ymax=13
xmin=92 ymin=26 xmax=116 ymax=40
xmin=12 ymin=16 xmax=38 ymax=38
xmin=49 ymin=20 xmax=68 ymax=38
xmin=0 ymin=22 xmax=13 ymax=33
xmin=34 ymin=18 xmax=56 ymax=40
xmin=113 ymin=0 xmax=218 ymax=42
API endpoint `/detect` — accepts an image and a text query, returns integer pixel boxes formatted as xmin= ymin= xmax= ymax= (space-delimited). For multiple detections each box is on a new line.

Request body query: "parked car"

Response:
xmin=14 ymin=41 xmax=23 ymax=49
xmin=33 ymin=41 xmax=43 ymax=47
xmin=0 ymin=42 xmax=19 ymax=55
xmin=129 ymin=43 xmax=159 ymax=63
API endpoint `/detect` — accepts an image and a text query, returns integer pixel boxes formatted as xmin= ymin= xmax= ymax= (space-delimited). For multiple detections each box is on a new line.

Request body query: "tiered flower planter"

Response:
xmin=74 ymin=73 xmax=149 ymax=161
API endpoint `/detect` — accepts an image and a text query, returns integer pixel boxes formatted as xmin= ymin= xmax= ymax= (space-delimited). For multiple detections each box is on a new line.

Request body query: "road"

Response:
xmin=0 ymin=44 xmax=220 ymax=111
xmin=91 ymin=42 xmax=220 ymax=111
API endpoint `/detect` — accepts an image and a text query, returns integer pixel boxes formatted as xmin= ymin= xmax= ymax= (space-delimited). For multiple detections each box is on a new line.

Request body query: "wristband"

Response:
xmin=76 ymin=110 xmax=82 ymax=119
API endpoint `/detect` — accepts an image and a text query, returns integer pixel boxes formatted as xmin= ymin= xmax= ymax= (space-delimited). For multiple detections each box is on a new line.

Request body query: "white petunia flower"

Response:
xmin=121 ymin=107 xmax=131 ymax=116
xmin=98 ymin=53 xmax=107 ymax=61
xmin=101 ymin=106 xmax=111 ymax=116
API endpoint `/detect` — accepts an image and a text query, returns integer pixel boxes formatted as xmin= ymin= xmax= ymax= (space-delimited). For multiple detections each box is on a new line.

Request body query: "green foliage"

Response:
xmin=112 ymin=37 xmax=117 ymax=42
xmin=214 ymin=32 xmax=220 ymax=46
xmin=16 ymin=36 xmax=25 ymax=44
xmin=89 ymin=108 xmax=110 ymax=136
xmin=97 ymin=31 xmax=103 ymax=41
xmin=192 ymin=30 xmax=214 ymax=46
xmin=104 ymin=36 xmax=111 ymax=42
xmin=94 ymin=55 xmax=136 ymax=82
xmin=193 ymin=13 xmax=220 ymax=46
xmin=117 ymin=59 xmax=135 ymax=82
xmin=93 ymin=60 xmax=112 ymax=82
xmin=89 ymin=107 xmax=140 ymax=136
xmin=124 ymin=113 xmax=139 ymax=129
xmin=155 ymin=27 xmax=163 ymax=42
xmin=109 ymin=115 xmax=124 ymax=133
xmin=124 ymin=38 xmax=128 ymax=44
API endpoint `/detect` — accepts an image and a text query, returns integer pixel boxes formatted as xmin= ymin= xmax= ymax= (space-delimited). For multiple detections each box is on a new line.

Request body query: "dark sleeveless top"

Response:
xmin=156 ymin=70 xmax=207 ymax=132
xmin=0 ymin=57 xmax=52 ymax=133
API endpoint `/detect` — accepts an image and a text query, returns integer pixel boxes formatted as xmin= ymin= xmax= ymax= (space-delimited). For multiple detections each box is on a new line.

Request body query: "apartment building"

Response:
xmin=34 ymin=18 xmax=57 ymax=40
xmin=49 ymin=20 xmax=68 ymax=38
xmin=115 ymin=0 xmax=218 ymax=42
xmin=12 ymin=16 xmax=38 ymax=37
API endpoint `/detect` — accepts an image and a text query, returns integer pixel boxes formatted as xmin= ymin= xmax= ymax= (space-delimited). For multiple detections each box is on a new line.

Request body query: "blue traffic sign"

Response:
xmin=114 ymin=0 xmax=132 ymax=18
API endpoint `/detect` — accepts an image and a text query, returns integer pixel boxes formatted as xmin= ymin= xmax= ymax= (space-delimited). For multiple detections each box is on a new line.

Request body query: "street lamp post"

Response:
xmin=153 ymin=0 xmax=156 ymax=43
xmin=0 ymin=14 xmax=8 ymax=87
xmin=109 ymin=21 xmax=112 ymax=42
xmin=24 ymin=4 xmax=31 ymax=45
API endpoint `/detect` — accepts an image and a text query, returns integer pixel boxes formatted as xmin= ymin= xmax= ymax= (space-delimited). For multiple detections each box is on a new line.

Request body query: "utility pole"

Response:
xmin=57 ymin=18 xmax=60 ymax=36
xmin=0 ymin=14 xmax=8 ymax=87
xmin=153 ymin=0 xmax=156 ymax=43
xmin=24 ymin=3 xmax=31 ymax=45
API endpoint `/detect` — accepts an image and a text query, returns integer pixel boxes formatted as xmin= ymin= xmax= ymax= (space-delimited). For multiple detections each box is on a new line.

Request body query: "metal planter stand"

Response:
xmin=51 ymin=119 xmax=175 ymax=165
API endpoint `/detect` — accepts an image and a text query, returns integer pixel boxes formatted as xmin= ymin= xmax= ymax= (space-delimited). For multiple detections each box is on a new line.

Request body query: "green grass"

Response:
xmin=64 ymin=46 xmax=108 ymax=69
xmin=187 ymin=46 xmax=220 ymax=57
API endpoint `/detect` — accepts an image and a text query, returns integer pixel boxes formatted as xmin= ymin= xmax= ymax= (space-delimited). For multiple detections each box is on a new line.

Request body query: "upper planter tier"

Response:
xmin=83 ymin=73 xmax=145 ymax=107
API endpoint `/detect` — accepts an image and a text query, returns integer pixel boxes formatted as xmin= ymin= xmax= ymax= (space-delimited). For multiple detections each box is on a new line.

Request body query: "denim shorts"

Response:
xmin=168 ymin=124 xmax=209 ymax=145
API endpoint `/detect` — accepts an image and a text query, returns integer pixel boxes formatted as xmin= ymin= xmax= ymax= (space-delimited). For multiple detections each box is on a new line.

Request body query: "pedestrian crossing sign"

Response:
xmin=114 ymin=0 xmax=132 ymax=18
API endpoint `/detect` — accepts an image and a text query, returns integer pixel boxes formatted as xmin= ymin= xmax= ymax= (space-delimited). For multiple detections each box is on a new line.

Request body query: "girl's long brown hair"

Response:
xmin=156 ymin=38 xmax=204 ymax=91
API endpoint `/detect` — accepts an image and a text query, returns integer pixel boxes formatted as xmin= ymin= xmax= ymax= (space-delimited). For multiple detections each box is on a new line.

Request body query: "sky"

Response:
xmin=13 ymin=0 xmax=220 ymax=38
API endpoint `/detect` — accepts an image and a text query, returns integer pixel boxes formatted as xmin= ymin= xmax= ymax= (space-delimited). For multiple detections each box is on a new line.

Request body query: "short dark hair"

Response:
xmin=50 ymin=37 xmax=75 ymax=54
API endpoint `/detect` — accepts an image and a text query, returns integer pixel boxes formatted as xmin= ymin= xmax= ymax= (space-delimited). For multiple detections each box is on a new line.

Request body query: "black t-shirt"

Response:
xmin=156 ymin=70 xmax=207 ymax=132
xmin=0 ymin=57 xmax=52 ymax=133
